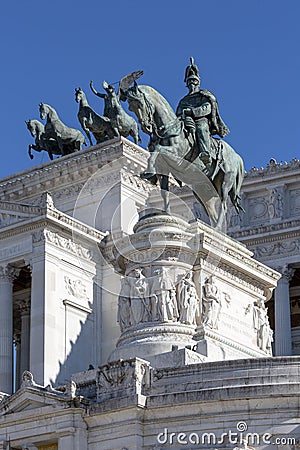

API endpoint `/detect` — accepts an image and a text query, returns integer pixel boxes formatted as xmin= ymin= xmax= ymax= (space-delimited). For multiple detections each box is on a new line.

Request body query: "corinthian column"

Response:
xmin=0 ymin=265 xmax=19 ymax=394
xmin=274 ymin=265 xmax=294 ymax=356
xmin=19 ymin=299 xmax=31 ymax=379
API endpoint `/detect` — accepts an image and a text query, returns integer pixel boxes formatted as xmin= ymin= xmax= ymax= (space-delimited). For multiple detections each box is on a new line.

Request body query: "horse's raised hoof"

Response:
xmin=29 ymin=154 xmax=34 ymax=160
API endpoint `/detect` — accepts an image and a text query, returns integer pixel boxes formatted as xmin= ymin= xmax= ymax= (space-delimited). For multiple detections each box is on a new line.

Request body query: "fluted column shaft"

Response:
xmin=0 ymin=265 xmax=18 ymax=394
xmin=20 ymin=301 xmax=31 ymax=378
xmin=274 ymin=265 xmax=294 ymax=356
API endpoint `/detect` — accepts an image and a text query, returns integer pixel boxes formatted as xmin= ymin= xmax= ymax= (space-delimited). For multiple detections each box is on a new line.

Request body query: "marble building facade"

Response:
xmin=227 ymin=157 xmax=300 ymax=358
xmin=0 ymin=139 xmax=300 ymax=449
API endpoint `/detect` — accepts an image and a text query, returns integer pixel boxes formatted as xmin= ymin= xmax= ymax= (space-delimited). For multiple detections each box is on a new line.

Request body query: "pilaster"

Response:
xmin=274 ymin=264 xmax=294 ymax=356
xmin=0 ymin=265 xmax=19 ymax=394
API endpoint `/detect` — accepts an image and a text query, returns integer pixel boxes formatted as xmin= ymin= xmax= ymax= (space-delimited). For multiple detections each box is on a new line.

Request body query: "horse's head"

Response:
xmin=26 ymin=119 xmax=44 ymax=137
xmin=75 ymin=87 xmax=83 ymax=103
xmin=39 ymin=103 xmax=48 ymax=120
xmin=125 ymin=84 xmax=154 ymax=134
xmin=25 ymin=120 xmax=36 ymax=137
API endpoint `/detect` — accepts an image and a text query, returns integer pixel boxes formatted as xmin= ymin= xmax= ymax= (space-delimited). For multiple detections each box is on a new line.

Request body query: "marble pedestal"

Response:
xmin=104 ymin=210 xmax=280 ymax=365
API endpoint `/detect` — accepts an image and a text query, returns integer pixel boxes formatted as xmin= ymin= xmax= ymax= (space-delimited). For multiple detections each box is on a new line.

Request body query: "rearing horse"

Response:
xmin=26 ymin=119 xmax=61 ymax=160
xmin=125 ymin=84 xmax=244 ymax=227
xmin=39 ymin=103 xmax=87 ymax=156
xmin=75 ymin=87 xmax=117 ymax=146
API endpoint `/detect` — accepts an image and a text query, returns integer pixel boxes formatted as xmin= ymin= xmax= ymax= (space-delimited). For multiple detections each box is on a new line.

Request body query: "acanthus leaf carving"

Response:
xmin=0 ymin=264 xmax=20 ymax=282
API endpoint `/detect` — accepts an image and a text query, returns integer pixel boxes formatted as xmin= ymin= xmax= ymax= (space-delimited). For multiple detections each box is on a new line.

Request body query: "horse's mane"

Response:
xmin=42 ymin=104 xmax=59 ymax=118
xmin=30 ymin=119 xmax=44 ymax=130
xmin=137 ymin=85 xmax=175 ymax=115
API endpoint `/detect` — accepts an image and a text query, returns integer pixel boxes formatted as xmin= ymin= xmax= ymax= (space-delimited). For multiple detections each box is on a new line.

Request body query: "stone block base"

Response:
xmin=149 ymin=347 xmax=206 ymax=368
xmin=195 ymin=326 xmax=268 ymax=361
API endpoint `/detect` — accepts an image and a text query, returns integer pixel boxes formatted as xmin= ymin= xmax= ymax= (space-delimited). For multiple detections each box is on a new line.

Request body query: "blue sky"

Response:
xmin=0 ymin=0 xmax=299 ymax=179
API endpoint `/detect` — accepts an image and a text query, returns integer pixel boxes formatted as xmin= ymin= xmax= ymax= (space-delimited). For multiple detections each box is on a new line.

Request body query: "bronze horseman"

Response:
xmin=176 ymin=57 xmax=229 ymax=167
xmin=125 ymin=57 xmax=244 ymax=225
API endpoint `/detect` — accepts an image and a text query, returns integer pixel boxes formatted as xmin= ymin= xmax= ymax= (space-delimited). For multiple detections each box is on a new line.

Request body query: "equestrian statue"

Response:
xmin=123 ymin=58 xmax=245 ymax=227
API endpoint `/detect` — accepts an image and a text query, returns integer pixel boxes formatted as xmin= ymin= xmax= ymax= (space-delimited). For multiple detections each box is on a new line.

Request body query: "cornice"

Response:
xmin=191 ymin=221 xmax=252 ymax=257
xmin=0 ymin=201 xmax=42 ymax=215
xmin=102 ymin=212 xmax=279 ymax=289
xmin=45 ymin=206 xmax=105 ymax=242
xmin=229 ymin=218 xmax=300 ymax=242
xmin=245 ymin=158 xmax=300 ymax=181
xmin=189 ymin=222 xmax=279 ymax=283
xmin=203 ymin=259 xmax=269 ymax=297
xmin=153 ymin=355 xmax=300 ymax=380
xmin=0 ymin=201 xmax=105 ymax=245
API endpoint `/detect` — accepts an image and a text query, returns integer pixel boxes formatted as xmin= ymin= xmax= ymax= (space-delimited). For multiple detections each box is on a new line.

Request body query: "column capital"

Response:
xmin=17 ymin=299 xmax=31 ymax=314
xmin=274 ymin=264 xmax=295 ymax=281
xmin=0 ymin=265 xmax=20 ymax=282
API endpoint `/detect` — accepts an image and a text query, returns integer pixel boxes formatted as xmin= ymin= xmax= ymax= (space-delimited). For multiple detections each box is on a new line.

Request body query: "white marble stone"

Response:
xmin=0 ymin=139 xmax=152 ymax=387
xmin=0 ymin=357 xmax=299 ymax=449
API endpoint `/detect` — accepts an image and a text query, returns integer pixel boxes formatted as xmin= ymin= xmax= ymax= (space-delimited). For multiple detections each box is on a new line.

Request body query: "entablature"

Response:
xmin=0 ymin=194 xmax=105 ymax=266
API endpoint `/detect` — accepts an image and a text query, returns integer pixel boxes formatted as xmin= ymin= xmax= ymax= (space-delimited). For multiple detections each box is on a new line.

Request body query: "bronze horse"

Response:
xmin=75 ymin=87 xmax=117 ymax=146
xmin=39 ymin=103 xmax=87 ymax=156
xmin=26 ymin=119 xmax=61 ymax=160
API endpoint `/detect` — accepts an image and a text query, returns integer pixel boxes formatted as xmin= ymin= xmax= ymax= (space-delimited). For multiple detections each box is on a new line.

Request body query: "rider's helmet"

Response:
xmin=184 ymin=57 xmax=200 ymax=85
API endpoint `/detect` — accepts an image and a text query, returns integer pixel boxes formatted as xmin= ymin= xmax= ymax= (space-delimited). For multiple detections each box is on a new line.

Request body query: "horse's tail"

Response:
xmin=236 ymin=156 xmax=244 ymax=194
xmin=230 ymin=155 xmax=245 ymax=213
